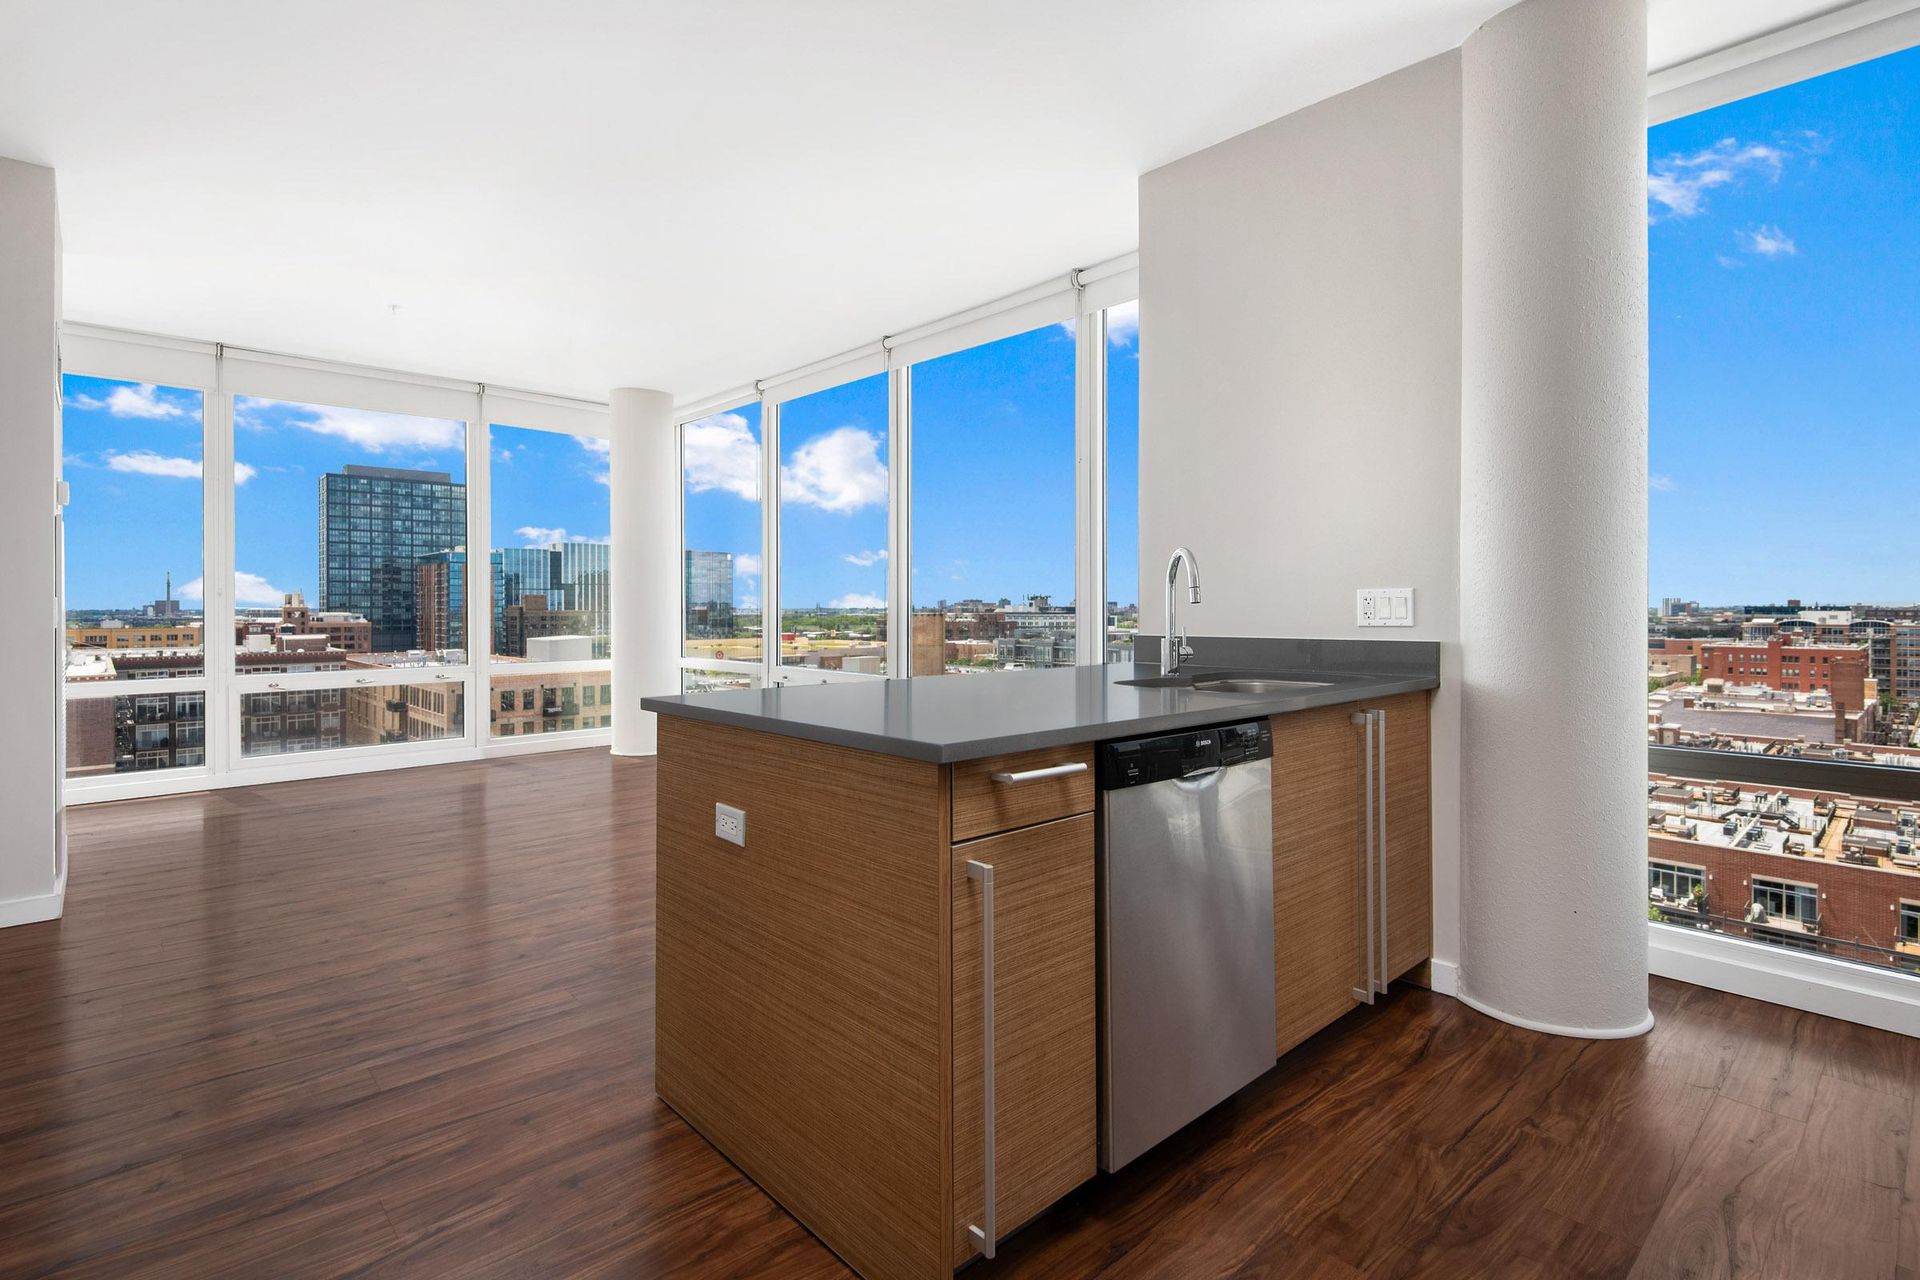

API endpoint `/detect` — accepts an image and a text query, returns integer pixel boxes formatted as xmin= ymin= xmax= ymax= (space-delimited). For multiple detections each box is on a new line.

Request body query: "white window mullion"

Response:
xmin=1075 ymin=300 xmax=1109 ymax=667
xmin=887 ymin=365 xmax=912 ymax=676
xmin=467 ymin=389 xmax=491 ymax=753
xmin=207 ymin=353 xmax=238 ymax=774
xmin=761 ymin=397 xmax=781 ymax=687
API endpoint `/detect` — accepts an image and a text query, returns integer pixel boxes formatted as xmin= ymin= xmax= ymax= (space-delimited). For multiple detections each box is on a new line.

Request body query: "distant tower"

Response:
xmin=165 ymin=571 xmax=171 ymax=606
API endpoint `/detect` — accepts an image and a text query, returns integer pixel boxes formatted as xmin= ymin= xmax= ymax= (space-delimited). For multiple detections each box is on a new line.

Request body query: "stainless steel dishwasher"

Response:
xmin=1097 ymin=719 xmax=1276 ymax=1171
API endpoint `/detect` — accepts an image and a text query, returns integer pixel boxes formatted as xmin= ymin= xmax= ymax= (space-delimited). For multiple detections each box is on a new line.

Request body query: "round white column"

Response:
xmin=1457 ymin=0 xmax=1652 ymax=1036
xmin=610 ymin=387 xmax=679 ymax=757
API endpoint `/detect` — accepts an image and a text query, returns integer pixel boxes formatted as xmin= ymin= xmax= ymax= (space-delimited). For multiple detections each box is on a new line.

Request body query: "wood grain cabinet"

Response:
xmin=951 ymin=813 xmax=1097 ymax=1265
xmin=656 ymin=720 xmax=1096 ymax=1280
xmin=1268 ymin=690 xmax=1432 ymax=1057
xmin=656 ymin=701 xmax=1427 ymax=1280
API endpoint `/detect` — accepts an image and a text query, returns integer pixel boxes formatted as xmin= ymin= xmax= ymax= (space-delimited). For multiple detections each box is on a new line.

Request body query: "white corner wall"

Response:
xmin=1139 ymin=52 xmax=1467 ymax=980
xmin=0 ymin=157 xmax=64 ymax=928
xmin=1456 ymin=0 xmax=1651 ymax=1037
xmin=610 ymin=387 xmax=680 ymax=756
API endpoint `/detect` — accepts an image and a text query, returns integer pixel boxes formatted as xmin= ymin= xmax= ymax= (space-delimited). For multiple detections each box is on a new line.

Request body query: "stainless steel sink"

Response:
xmin=1193 ymin=677 xmax=1331 ymax=694
xmin=1117 ymin=671 xmax=1333 ymax=693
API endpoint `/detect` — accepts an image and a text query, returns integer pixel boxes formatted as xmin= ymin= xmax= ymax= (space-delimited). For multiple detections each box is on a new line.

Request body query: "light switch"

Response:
xmin=1357 ymin=587 xmax=1414 ymax=627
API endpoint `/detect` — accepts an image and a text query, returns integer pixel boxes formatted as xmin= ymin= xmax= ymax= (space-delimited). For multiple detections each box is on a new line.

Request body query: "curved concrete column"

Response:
xmin=610 ymin=388 xmax=679 ymax=757
xmin=1457 ymin=0 xmax=1652 ymax=1036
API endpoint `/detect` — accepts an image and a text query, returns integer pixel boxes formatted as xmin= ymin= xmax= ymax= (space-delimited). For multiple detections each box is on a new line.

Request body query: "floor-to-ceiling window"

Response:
xmin=910 ymin=323 xmax=1076 ymax=674
xmin=60 ymin=375 xmax=209 ymax=778
xmin=777 ymin=373 xmax=890 ymax=676
xmin=1104 ymin=300 xmax=1140 ymax=661
xmin=231 ymin=395 xmax=468 ymax=759
xmin=1648 ymin=43 xmax=1920 ymax=985
xmin=488 ymin=418 xmax=614 ymax=737
xmin=60 ymin=336 xmax=616 ymax=801
xmin=674 ymin=264 xmax=1140 ymax=694
xmin=680 ymin=403 xmax=764 ymax=693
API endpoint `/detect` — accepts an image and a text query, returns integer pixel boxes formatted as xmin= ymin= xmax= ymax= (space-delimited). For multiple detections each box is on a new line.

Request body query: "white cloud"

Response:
xmin=736 ymin=553 xmax=762 ymax=578
xmin=178 ymin=571 xmax=285 ymax=606
xmin=105 ymin=451 xmax=200 ymax=479
xmin=1647 ymin=137 xmax=1788 ymax=221
xmin=1738 ymin=224 xmax=1796 ymax=257
xmin=103 ymin=451 xmax=255 ymax=485
xmin=682 ymin=412 xmax=760 ymax=501
xmin=783 ymin=426 xmax=886 ymax=513
xmin=514 ymin=525 xmax=608 ymax=546
xmin=578 ymin=434 xmax=611 ymax=486
xmin=842 ymin=548 xmax=887 ymax=567
xmin=242 ymin=397 xmax=464 ymax=454
xmin=1105 ymin=299 xmax=1139 ymax=346
xmin=1650 ymin=473 xmax=1677 ymax=492
xmin=67 ymin=383 xmax=190 ymax=420
xmin=830 ymin=593 xmax=886 ymax=609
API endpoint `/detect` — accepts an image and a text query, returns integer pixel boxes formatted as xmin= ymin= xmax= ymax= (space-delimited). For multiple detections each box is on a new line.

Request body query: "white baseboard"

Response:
xmin=1451 ymin=987 xmax=1655 ymax=1039
xmin=0 ymin=879 xmax=65 ymax=929
xmin=1430 ymin=955 xmax=1654 ymax=1038
xmin=1649 ymin=921 xmax=1920 ymax=1039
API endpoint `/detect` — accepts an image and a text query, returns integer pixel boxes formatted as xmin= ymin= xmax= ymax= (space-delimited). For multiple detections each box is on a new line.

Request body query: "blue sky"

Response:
xmin=680 ymin=303 xmax=1141 ymax=615
xmin=62 ymin=377 xmax=608 ymax=612
xmin=1651 ymin=45 xmax=1920 ymax=606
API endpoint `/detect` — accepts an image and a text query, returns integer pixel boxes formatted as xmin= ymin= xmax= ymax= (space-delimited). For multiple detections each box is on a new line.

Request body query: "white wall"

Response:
xmin=1139 ymin=52 xmax=1466 ymax=978
xmin=0 ymin=157 xmax=63 ymax=928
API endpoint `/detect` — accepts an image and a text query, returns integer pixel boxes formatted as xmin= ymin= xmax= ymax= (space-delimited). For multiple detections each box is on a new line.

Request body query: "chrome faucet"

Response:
xmin=1163 ymin=546 xmax=1202 ymax=675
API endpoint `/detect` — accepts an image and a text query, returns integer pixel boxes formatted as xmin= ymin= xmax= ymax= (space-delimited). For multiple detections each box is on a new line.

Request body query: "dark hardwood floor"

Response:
xmin=2 ymin=750 xmax=1914 ymax=1278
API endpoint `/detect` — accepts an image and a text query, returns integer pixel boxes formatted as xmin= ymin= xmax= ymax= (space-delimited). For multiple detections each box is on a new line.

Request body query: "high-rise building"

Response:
xmin=413 ymin=548 xmax=505 ymax=655
xmin=497 ymin=546 xmax=559 ymax=609
xmin=684 ymin=549 xmax=734 ymax=636
xmin=318 ymin=465 xmax=466 ymax=654
xmin=553 ymin=541 xmax=610 ymax=654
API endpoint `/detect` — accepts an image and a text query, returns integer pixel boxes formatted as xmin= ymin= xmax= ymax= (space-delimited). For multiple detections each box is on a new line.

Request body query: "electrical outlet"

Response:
xmin=1357 ymin=588 xmax=1414 ymax=628
xmin=715 ymin=802 xmax=746 ymax=847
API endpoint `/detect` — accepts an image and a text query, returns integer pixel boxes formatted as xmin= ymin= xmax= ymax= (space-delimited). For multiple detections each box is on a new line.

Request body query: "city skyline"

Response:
xmin=60 ymin=378 xmax=611 ymax=613
xmin=1651 ymin=45 xmax=1920 ymax=606
xmin=680 ymin=303 xmax=1141 ymax=615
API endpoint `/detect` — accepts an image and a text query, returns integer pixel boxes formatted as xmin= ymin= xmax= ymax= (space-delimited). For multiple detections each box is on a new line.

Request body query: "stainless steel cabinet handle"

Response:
xmin=1350 ymin=712 xmax=1377 ymax=1005
xmin=966 ymin=858 xmax=997 ymax=1259
xmin=1374 ymin=709 xmax=1389 ymax=996
xmin=990 ymin=761 xmax=1089 ymax=784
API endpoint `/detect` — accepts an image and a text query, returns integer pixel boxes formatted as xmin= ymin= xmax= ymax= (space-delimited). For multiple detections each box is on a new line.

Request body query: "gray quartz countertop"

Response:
xmin=641 ymin=661 xmax=1438 ymax=763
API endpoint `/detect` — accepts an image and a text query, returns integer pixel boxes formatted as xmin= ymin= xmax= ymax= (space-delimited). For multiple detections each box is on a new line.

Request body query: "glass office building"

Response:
xmin=318 ymin=465 xmax=467 ymax=655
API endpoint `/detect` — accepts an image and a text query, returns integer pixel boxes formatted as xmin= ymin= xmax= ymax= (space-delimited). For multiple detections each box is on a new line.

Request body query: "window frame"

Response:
xmin=673 ymin=262 xmax=1139 ymax=691
xmin=60 ymin=332 xmax=615 ymax=804
xmin=1647 ymin=859 xmax=1706 ymax=903
xmin=1644 ymin=24 xmax=1920 ymax=1034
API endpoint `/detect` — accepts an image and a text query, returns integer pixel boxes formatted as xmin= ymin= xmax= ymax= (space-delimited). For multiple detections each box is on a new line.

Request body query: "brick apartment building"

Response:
xmin=1647 ymin=775 xmax=1920 ymax=971
xmin=1699 ymin=639 xmax=1870 ymax=703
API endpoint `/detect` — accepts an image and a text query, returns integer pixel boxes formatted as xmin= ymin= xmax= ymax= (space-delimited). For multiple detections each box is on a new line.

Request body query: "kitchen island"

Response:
xmin=640 ymin=644 xmax=1438 ymax=1280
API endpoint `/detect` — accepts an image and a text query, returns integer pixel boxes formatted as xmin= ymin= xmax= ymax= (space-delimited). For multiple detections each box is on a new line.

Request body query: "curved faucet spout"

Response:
xmin=1163 ymin=547 xmax=1202 ymax=674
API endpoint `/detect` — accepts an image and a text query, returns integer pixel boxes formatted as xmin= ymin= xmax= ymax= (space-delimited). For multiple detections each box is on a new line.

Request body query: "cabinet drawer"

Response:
xmin=951 ymin=745 xmax=1095 ymax=842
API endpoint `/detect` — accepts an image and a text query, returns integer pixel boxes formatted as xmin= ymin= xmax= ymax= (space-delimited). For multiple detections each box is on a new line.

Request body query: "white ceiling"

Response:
xmin=0 ymin=0 xmax=1858 ymax=403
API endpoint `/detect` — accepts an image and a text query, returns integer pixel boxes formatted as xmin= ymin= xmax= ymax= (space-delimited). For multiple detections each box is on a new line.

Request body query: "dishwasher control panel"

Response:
xmin=1098 ymin=719 xmax=1273 ymax=789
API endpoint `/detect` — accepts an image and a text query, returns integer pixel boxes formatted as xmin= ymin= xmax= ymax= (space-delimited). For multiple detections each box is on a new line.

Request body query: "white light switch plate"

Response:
xmin=1357 ymin=588 xmax=1415 ymax=628
xmin=715 ymin=802 xmax=746 ymax=847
